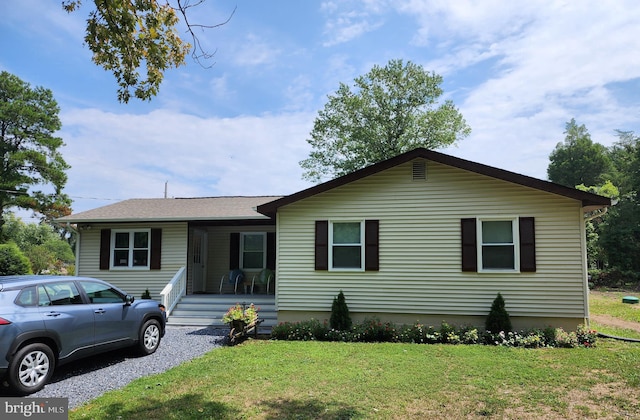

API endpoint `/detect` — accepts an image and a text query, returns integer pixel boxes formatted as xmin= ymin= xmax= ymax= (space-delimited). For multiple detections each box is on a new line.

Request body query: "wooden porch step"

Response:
xmin=166 ymin=294 xmax=277 ymax=334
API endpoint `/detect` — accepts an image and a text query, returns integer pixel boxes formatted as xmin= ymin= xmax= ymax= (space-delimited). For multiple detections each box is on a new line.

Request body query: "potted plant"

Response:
xmin=222 ymin=303 xmax=259 ymax=331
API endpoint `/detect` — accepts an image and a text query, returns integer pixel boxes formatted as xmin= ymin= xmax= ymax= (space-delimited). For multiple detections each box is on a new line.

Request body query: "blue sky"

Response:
xmin=2 ymin=1 xmax=640 ymax=219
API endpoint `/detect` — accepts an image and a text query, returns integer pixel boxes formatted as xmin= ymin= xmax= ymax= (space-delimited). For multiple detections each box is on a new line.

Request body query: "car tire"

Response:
xmin=7 ymin=343 xmax=55 ymax=395
xmin=138 ymin=319 xmax=161 ymax=355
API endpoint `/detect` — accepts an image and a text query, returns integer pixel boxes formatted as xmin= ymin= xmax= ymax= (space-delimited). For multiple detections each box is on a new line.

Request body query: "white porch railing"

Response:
xmin=160 ymin=266 xmax=186 ymax=317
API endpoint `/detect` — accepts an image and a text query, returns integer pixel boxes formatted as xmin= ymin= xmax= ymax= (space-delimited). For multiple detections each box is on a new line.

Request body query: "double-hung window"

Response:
xmin=112 ymin=229 xmax=150 ymax=269
xmin=330 ymin=221 xmax=364 ymax=270
xmin=478 ymin=219 xmax=518 ymax=271
xmin=241 ymin=233 xmax=266 ymax=270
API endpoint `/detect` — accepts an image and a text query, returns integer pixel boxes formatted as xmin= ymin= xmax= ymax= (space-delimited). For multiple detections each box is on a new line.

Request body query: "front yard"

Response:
xmin=70 ymin=291 xmax=640 ymax=419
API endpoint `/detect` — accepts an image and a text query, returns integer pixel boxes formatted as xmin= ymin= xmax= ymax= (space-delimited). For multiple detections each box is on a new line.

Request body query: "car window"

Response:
xmin=43 ymin=281 xmax=84 ymax=305
xmin=15 ymin=286 xmax=37 ymax=307
xmin=78 ymin=280 xmax=125 ymax=304
xmin=38 ymin=285 xmax=51 ymax=307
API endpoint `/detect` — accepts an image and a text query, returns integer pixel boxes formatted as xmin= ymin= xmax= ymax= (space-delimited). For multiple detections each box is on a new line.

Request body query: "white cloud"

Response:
xmin=59 ymin=109 xmax=315 ymax=213
xmin=232 ymin=34 xmax=282 ymax=67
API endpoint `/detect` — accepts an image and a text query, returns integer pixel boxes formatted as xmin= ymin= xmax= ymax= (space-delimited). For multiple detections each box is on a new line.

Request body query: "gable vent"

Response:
xmin=412 ymin=160 xmax=426 ymax=181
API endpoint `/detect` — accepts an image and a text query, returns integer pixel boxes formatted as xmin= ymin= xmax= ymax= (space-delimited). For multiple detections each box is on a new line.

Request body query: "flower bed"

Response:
xmin=270 ymin=318 xmax=597 ymax=348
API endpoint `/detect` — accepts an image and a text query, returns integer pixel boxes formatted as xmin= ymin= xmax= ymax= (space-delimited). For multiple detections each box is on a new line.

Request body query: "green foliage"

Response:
xmin=599 ymin=200 xmax=640 ymax=272
xmin=0 ymin=72 xmax=71 ymax=236
xmin=330 ymin=290 xmax=352 ymax=331
xmin=0 ymin=243 xmax=32 ymax=275
xmin=271 ymin=319 xmax=327 ymax=341
xmin=63 ymin=0 xmax=189 ymax=103
xmin=142 ymin=288 xmax=152 ymax=299
xmin=485 ymin=293 xmax=513 ymax=333
xmin=1 ymin=214 xmax=75 ymax=274
xmin=547 ymin=119 xmax=612 ymax=187
xmin=270 ymin=318 xmax=593 ymax=348
xmin=300 ymin=59 xmax=471 ymax=182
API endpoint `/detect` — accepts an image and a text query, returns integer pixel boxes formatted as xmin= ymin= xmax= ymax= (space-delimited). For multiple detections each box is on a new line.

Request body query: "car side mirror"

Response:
xmin=125 ymin=295 xmax=135 ymax=305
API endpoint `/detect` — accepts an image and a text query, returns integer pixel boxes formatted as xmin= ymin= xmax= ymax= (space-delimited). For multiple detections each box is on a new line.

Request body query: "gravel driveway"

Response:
xmin=1 ymin=326 xmax=227 ymax=409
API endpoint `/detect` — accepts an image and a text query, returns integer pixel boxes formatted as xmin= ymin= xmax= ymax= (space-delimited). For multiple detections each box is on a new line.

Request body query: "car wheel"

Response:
xmin=8 ymin=343 xmax=55 ymax=395
xmin=138 ymin=319 xmax=161 ymax=355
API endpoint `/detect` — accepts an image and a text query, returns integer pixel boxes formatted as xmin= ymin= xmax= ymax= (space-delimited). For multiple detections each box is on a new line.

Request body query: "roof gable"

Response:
xmin=256 ymin=148 xmax=611 ymax=217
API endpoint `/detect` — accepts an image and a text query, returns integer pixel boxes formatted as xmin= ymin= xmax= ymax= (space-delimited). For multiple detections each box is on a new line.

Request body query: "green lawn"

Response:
xmin=70 ymin=293 xmax=640 ymax=420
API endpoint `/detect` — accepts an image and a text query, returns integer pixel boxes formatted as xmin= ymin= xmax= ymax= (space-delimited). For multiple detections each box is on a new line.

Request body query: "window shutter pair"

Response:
xmin=460 ymin=217 xmax=536 ymax=272
xmin=314 ymin=220 xmax=379 ymax=271
xmin=229 ymin=232 xmax=276 ymax=270
xmin=99 ymin=228 xmax=162 ymax=270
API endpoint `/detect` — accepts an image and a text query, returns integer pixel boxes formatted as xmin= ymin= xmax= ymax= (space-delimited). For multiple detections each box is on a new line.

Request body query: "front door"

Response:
xmin=192 ymin=229 xmax=208 ymax=292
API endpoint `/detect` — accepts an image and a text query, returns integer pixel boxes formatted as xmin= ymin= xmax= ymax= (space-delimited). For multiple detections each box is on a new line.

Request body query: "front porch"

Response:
xmin=166 ymin=294 xmax=277 ymax=334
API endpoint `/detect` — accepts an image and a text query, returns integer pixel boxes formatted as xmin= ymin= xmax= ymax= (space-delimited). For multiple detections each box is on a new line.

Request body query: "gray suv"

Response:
xmin=0 ymin=275 xmax=166 ymax=395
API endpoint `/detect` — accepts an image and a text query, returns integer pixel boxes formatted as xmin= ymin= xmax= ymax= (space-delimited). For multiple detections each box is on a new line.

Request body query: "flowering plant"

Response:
xmin=222 ymin=303 xmax=259 ymax=325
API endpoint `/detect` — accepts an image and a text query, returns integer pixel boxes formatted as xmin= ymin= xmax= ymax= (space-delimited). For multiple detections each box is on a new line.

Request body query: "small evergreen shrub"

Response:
xmin=485 ymin=292 xmax=512 ymax=333
xmin=0 ymin=243 xmax=32 ymax=275
xmin=141 ymin=288 xmax=152 ymax=299
xmin=330 ymin=290 xmax=352 ymax=331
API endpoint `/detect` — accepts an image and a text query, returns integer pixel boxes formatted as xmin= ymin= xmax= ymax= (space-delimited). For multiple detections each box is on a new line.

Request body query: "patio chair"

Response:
xmin=251 ymin=268 xmax=274 ymax=295
xmin=219 ymin=269 xmax=245 ymax=294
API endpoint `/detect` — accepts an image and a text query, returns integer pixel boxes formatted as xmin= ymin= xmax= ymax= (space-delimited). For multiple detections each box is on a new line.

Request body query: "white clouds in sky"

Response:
xmin=3 ymin=0 xmax=640 ymax=218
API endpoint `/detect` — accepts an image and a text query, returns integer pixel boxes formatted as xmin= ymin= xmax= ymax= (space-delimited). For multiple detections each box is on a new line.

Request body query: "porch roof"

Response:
xmin=57 ymin=196 xmax=282 ymax=223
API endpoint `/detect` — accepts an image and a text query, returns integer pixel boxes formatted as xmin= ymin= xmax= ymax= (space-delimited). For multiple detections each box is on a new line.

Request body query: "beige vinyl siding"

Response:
xmin=76 ymin=222 xmax=188 ymax=300
xmin=276 ymin=160 xmax=588 ymax=323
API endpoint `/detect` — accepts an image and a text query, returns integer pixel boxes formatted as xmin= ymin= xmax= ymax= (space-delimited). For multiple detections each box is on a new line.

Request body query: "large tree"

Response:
xmin=547 ymin=119 xmax=612 ymax=187
xmin=0 ymin=71 xmax=72 ymax=239
xmin=300 ymin=59 xmax=471 ymax=182
xmin=63 ymin=0 xmax=233 ymax=103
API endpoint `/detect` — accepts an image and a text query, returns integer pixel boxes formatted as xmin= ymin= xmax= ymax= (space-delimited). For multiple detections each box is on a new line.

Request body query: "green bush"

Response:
xmin=271 ymin=319 xmax=327 ymax=341
xmin=0 ymin=243 xmax=32 ymax=275
xmin=270 ymin=318 xmax=595 ymax=349
xmin=485 ymin=292 xmax=512 ymax=333
xmin=330 ymin=290 xmax=352 ymax=331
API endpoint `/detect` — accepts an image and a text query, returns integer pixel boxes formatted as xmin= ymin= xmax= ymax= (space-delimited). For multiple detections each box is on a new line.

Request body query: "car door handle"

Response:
xmin=46 ymin=312 xmax=61 ymax=317
xmin=94 ymin=309 xmax=106 ymax=315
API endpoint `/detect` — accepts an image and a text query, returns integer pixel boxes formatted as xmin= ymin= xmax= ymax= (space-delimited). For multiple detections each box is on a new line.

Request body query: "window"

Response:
xmin=480 ymin=220 xmax=517 ymax=270
xmin=112 ymin=229 xmax=150 ymax=269
xmin=461 ymin=217 xmax=536 ymax=273
xmin=43 ymin=281 xmax=83 ymax=305
xmin=79 ymin=280 xmax=125 ymax=304
xmin=241 ymin=233 xmax=266 ymax=269
xmin=330 ymin=221 xmax=364 ymax=270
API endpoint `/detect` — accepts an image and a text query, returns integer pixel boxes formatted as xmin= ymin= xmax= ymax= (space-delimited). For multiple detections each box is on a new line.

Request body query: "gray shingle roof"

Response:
xmin=57 ymin=196 xmax=282 ymax=223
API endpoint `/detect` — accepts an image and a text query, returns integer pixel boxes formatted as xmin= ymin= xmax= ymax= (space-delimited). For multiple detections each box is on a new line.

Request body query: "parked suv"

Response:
xmin=0 ymin=275 xmax=166 ymax=395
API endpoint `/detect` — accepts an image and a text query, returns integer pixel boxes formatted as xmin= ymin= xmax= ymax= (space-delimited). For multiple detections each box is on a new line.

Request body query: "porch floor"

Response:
xmin=167 ymin=293 xmax=276 ymax=334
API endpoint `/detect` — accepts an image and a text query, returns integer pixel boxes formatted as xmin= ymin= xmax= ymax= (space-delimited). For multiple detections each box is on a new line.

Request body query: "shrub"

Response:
xmin=330 ymin=290 xmax=352 ymax=331
xmin=352 ymin=317 xmax=396 ymax=343
xmin=396 ymin=323 xmax=440 ymax=344
xmin=485 ymin=292 xmax=512 ymax=333
xmin=554 ymin=328 xmax=579 ymax=348
xmin=0 ymin=243 xmax=32 ymax=275
xmin=576 ymin=324 xmax=597 ymax=348
xmin=271 ymin=319 xmax=327 ymax=341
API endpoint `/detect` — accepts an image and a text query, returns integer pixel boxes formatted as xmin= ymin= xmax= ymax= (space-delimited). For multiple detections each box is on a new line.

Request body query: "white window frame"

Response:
xmin=110 ymin=229 xmax=151 ymax=270
xmin=329 ymin=220 xmax=365 ymax=271
xmin=477 ymin=217 xmax=520 ymax=273
xmin=240 ymin=232 xmax=266 ymax=270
